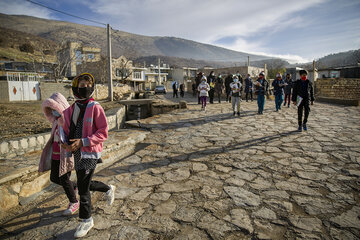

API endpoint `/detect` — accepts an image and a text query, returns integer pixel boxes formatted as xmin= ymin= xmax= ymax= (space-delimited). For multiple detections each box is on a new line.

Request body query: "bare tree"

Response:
xmin=114 ymin=57 xmax=133 ymax=82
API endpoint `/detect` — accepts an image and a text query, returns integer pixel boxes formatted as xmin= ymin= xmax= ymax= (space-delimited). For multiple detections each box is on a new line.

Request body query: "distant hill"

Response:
xmin=0 ymin=13 xmax=271 ymax=64
xmin=316 ymin=49 xmax=360 ymax=68
xmin=297 ymin=49 xmax=360 ymax=70
xmin=0 ymin=27 xmax=58 ymax=62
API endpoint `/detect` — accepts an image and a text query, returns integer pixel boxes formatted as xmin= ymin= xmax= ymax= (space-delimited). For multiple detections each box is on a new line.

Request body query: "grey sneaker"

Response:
xmin=106 ymin=185 xmax=116 ymax=206
xmin=74 ymin=217 xmax=94 ymax=238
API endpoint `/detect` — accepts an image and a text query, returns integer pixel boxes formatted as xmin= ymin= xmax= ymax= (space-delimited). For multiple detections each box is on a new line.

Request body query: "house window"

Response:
xmin=133 ymin=71 xmax=141 ymax=79
xmin=4 ymin=63 xmax=13 ymax=70
xmin=116 ymin=68 xmax=121 ymax=77
xmin=75 ymin=50 xmax=82 ymax=60
xmin=87 ymin=53 xmax=94 ymax=60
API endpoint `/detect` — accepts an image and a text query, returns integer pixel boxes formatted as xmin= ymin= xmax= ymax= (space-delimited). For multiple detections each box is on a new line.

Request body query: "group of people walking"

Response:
xmin=193 ymin=69 xmax=315 ymax=131
xmin=172 ymin=82 xmax=185 ymax=98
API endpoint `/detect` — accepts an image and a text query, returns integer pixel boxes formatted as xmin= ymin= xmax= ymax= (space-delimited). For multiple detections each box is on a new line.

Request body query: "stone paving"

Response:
xmin=1 ymin=93 xmax=360 ymax=239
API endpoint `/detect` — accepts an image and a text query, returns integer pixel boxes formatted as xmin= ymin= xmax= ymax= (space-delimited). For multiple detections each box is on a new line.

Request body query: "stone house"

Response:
xmin=58 ymin=41 xmax=101 ymax=77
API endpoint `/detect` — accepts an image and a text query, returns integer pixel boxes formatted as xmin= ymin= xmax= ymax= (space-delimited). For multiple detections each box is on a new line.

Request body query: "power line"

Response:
xmin=25 ymin=0 xmax=107 ymax=26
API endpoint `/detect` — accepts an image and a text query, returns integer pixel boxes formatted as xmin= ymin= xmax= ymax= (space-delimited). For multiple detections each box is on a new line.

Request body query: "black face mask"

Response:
xmin=78 ymin=87 xmax=93 ymax=99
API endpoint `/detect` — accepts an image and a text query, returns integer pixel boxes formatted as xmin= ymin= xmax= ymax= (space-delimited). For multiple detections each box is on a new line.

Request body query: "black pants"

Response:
xmin=180 ymin=90 xmax=184 ymax=97
xmin=173 ymin=90 xmax=178 ymax=98
xmin=209 ymin=89 xmax=215 ymax=103
xmin=76 ymin=168 xmax=110 ymax=219
xmin=246 ymin=91 xmax=253 ymax=101
xmin=226 ymin=89 xmax=231 ymax=102
xmin=217 ymin=92 xmax=222 ymax=103
xmin=50 ymin=159 xmax=77 ymax=203
xmin=298 ymin=101 xmax=310 ymax=126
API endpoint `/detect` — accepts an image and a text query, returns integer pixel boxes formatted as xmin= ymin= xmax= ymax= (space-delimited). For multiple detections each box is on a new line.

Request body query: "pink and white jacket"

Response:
xmin=63 ymin=100 xmax=108 ymax=159
xmin=39 ymin=93 xmax=74 ymax=177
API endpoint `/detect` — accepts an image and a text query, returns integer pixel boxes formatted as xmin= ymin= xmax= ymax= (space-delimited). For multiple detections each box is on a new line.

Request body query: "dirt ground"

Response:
xmin=0 ymin=100 xmax=124 ymax=141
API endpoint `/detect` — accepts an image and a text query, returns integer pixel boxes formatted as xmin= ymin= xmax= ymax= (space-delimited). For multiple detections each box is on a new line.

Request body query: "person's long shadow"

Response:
xmin=0 ymin=194 xmax=76 ymax=239
xmin=130 ymin=110 xmax=265 ymax=130
xmin=104 ymin=130 xmax=299 ymax=176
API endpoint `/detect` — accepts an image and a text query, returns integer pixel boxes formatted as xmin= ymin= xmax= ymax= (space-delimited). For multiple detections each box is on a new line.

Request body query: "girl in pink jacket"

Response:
xmin=62 ymin=73 xmax=115 ymax=238
xmin=39 ymin=92 xmax=79 ymax=216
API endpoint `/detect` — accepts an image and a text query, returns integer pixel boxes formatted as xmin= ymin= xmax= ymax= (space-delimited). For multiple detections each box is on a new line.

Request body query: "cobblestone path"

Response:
xmin=1 ymin=94 xmax=360 ymax=239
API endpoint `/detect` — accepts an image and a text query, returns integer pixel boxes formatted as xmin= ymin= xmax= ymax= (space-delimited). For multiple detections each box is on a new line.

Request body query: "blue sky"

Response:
xmin=1 ymin=0 xmax=359 ymax=63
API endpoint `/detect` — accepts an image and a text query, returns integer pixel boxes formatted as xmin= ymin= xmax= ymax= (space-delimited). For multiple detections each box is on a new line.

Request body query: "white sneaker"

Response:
xmin=74 ymin=217 xmax=94 ymax=238
xmin=106 ymin=185 xmax=116 ymax=206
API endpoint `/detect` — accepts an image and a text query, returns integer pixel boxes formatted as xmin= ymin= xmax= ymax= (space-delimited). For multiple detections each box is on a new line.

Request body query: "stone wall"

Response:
xmin=40 ymin=82 xmax=131 ymax=101
xmin=40 ymin=82 xmax=73 ymax=100
xmin=0 ymin=100 xmax=130 ymax=158
xmin=315 ymin=78 xmax=360 ymax=100
xmin=94 ymin=84 xmax=130 ymax=100
xmin=0 ymin=81 xmax=9 ymax=102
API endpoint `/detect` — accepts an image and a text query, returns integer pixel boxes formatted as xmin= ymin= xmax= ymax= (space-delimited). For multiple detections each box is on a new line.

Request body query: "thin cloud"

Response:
xmin=0 ymin=0 xmax=53 ymax=19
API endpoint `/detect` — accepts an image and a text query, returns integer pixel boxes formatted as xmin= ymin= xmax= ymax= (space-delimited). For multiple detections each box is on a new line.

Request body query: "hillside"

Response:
xmin=316 ymin=49 xmax=360 ymax=68
xmin=0 ymin=13 xmax=271 ymax=63
xmin=0 ymin=27 xmax=58 ymax=62
xmin=295 ymin=49 xmax=360 ymax=70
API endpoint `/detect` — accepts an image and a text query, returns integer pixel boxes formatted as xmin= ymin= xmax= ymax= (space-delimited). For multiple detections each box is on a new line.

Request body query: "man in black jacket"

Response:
xmin=292 ymin=70 xmax=315 ymax=131
xmin=225 ymin=74 xmax=233 ymax=102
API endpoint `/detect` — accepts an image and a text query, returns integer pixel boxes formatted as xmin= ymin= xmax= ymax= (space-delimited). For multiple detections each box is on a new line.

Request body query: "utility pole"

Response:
xmin=158 ymin=58 xmax=161 ymax=85
xmin=313 ymin=60 xmax=316 ymax=83
xmin=264 ymin=63 xmax=267 ymax=78
xmin=248 ymin=56 xmax=250 ymax=66
xmin=107 ymin=24 xmax=113 ymax=101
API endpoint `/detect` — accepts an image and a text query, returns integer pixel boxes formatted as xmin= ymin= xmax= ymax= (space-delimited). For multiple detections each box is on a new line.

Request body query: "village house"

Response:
xmin=58 ymin=41 xmax=101 ymax=77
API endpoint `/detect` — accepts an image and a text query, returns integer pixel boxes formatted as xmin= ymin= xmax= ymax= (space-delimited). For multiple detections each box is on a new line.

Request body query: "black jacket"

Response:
xmin=225 ymin=75 xmax=233 ymax=89
xmin=292 ymin=79 xmax=315 ymax=102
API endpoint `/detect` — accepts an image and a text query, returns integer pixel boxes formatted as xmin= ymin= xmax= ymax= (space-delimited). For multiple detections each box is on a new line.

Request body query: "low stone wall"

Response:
xmin=95 ymin=84 xmax=130 ymax=100
xmin=40 ymin=82 xmax=131 ymax=101
xmin=40 ymin=82 xmax=73 ymax=100
xmin=315 ymin=78 xmax=360 ymax=102
xmin=0 ymin=100 xmax=130 ymax=158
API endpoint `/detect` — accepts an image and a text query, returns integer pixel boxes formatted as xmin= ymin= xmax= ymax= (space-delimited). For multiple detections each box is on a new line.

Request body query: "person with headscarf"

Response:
xmin=39 ymin=92 xmax=79 ymax=216
xmin=195 ymin=72 xmax=203 ymax=104
xmin=254 ymin=71 xmax=269 ymax=114
xmin=215 ymin=74 xmax=224 ymax=103
xmin=230 ymin=75 xmax=242 ymax=116
xmin=198 ymin=76 xmax=210 ymax=111
xmin=61 ymin=73 xmax=116 ymax=238
xmin=244 ymin=74 xmax=253 ymax=102
xmin=207 ymin=71 xmax=216 ymax=104
xmin=283 ymin=73 xmax=293 ymax=107
xmin=225 ymin=74 xmax=233 ymax=102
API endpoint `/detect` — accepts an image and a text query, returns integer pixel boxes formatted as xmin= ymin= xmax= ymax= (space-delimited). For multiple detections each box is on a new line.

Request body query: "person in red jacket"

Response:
xmin=292 ymin=70 xmax=315 ymax=131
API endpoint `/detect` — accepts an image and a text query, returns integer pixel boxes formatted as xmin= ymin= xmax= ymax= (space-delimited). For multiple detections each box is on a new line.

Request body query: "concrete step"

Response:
xmin=0 ymin=129 xmax=149 ymax=220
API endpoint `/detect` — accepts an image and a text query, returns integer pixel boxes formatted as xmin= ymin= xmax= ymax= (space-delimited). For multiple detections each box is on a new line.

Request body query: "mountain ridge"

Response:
xmin=0 ymin=13 xmax=272 ymax=63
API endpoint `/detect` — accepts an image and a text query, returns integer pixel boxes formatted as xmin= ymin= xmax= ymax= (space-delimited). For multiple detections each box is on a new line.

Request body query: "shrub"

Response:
xmin=19 ymin=43 xmax=34 ymax=53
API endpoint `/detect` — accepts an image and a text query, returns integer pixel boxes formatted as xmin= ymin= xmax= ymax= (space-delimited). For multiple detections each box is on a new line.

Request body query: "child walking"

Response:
xmin=292 ymin=70 xmax=315 ymax=131
xmin=272 ymin=73 xmax=285 ymax=111
xmin=39 ymin=93 xmax=79 ymax=216
xmin=230 ymin=75 xmax=242 ymax=116
xmin=62 ymin=73 xmax=116 ymax=238
xmin=283 ymin=73 xmax=293 ymax=107
xmin=255 ymin=72 xmax=269 ymax=114
xmin=198 ymin=76 xmax=210 ymax=111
